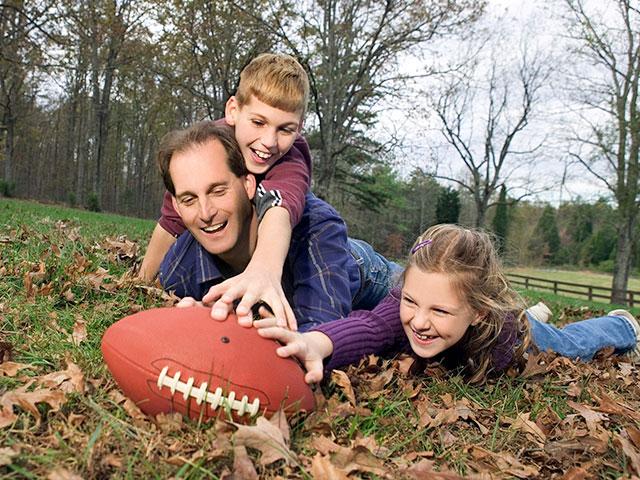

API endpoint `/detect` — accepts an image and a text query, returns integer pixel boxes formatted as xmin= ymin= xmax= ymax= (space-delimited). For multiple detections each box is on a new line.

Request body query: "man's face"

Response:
xmin=225 ymin=95 xmax=303 ymax=175
xmin=170 ymin=138 xmax=256 ymax=263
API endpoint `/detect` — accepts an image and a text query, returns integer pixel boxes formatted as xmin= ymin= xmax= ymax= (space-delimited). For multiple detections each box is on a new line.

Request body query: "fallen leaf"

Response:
xmin=47 ymin=467 xmax=84 ymax=480
xmin=70 ymin=318 xmax=87 ymax=346
xmin=559 ymin=466 xmax=590 ymax=480
xmin=615 ymin=429 xmax=640 ymax=475
xmin=311 ymin=453 xmax=350 ymax=480
xmin=233 ymin=416 xmax=296 ymax=466
xmin=155 ymin=412 xmax=183 ymax=433
xmin=324 ymin=444 xmax=387 ymax=476
xmin=38 ymin=361 xmax=85 ymax=394
xmin=229 ymin=445 xmax=258 ymax=480
xmin=0 ymin=362 xmax=32 ymax=377
xmin=0 ymin=384 xmax=66 ymax=428
xmin=0 ymin=446 xmax=19 ymax=466
xmin=568 ymin=400 xmax=609 ymax=434
xmin=507 ymin=412 xmax=546 ymax=443
xmin=404 ymin=459 xmax=465 ymax=479
xmin=331 ymin=370 xmax=357 ymax=406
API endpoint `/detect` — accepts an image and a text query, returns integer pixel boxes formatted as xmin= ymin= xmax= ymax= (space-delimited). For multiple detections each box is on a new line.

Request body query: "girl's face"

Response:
xmin=399 ymin=267 xmax=482 ymax=359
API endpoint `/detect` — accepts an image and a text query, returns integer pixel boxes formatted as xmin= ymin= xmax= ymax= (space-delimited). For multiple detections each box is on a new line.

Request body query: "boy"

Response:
xmin=140 ymin=53 xmax=311 ymax=328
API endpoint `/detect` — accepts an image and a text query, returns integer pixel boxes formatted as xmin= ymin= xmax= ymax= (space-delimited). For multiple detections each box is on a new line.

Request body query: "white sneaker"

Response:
xmin=527 ymin=302 xmax=552 ymax=323
xmin=608 ymin=309 xmax=640 ymax=359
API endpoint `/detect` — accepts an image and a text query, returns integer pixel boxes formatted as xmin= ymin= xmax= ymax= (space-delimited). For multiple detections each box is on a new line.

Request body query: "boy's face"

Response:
xmin=225 ymin=95 xmax=303 ymax=175
xmin=399 ymin=267 xmax=482 ymax=359
xmin=170 ymin=138 xmax=256 ymax=263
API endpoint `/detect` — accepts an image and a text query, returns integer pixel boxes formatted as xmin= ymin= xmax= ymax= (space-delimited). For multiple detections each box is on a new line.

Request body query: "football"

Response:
xmin=101 ymin=306 xmax=315 ymax=422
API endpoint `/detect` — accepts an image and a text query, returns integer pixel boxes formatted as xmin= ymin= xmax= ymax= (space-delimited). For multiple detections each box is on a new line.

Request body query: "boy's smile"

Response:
xmin=399 ymin=267 xmax=481 ymax=359
xmin=225 ymin=96 xmax=302 ymax=175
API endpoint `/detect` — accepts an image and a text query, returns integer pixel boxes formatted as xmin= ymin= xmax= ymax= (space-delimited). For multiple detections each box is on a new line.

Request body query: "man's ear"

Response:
xmin=243 ymin=174 xmax=257 ymax=201
xmin=225 ymin=96 xmax=239 ymax=126
xmin=171 ymin=195 xmax=181 ymax=216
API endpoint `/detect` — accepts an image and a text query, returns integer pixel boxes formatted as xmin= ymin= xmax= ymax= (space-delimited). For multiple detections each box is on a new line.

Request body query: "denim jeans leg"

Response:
xmin=528 ymin=312 xmax=637 ymax=360
xmin=348 ymin=238 xmax=402 ymax=310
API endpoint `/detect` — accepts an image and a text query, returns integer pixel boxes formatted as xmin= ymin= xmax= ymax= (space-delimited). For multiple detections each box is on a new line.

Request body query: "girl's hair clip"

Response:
xmin=411 ymin=239 xmax=432 ymax=254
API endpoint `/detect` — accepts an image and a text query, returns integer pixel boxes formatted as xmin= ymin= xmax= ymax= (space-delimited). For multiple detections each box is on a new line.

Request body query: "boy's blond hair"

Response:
xmin=236 ymin=53 xmax=309 ymax=116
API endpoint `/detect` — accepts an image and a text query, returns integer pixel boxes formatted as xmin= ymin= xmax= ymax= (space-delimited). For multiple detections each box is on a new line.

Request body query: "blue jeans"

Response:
xmin=528 ymin=312 xmax=637 ymax=360
xmin=348 ymin=238 xmax=402 ymax=310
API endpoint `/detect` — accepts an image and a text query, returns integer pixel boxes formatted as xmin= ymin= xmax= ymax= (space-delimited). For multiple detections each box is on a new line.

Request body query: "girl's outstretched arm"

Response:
xmin=255 ymin=321 xmax=333 ymax=384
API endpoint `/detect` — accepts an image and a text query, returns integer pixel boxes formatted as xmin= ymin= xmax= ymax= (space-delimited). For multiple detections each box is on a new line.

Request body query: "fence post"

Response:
xmin=588 ymin=286 xmax=592 ymax=301
xmin=630 ymin=292 xmax=634 ymax=308
xmin=553 ymin=281 xmax=558 ymax=294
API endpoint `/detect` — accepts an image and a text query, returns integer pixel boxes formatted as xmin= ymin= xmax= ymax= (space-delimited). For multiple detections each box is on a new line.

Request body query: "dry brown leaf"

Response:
xmin=0 ymin=446 xmax=19 ymax=466
xmin=471 ymin=446 xmax=539 ymax=479
xmin=155 ymin=412 xmax=183 ymax=433
xmin=331 ymin=370 xmax=357 ymax=406
xmin=38 ymin=361 xmax=85 ymax=394
xmin=507 ymin=412 xmax=546 ymax=444
xmin=404 ymin=459 xmax=465 ymax=480
xmin=596 ymin=392 xmax=640 ymax=422
xmin=615 ymin=429 xmax=640 ymax=475
xmin=325 ymin=444 xmax=387 ymax=477
xmin=544 ymin=435 xmax=609 ymax=458
xmin=0 ymin=384 xmax=66 ymax=428
xmin=233 ymin=416 xmax=295 ymax=466
xmin=0 ymin=362 xmax=32 ymax=377
xmin=311 ymin=435 xmax=341 ymax=455
xmin=311 ymin=453 xmax=350 ymax=480
xmin=269 ymin=409 xmax=291 ymax=445
xmin=229 ymin=445 xmax=259 ymax=480
xmin=568 ymin=400 xmax=609 ymax=434
xmin=47 ymin=468 xmax=83 ymax=480
xmin=559 ymin=466 xmax=590 ymax=480
xmin=70 ymin=318 xmax=87 ymax=346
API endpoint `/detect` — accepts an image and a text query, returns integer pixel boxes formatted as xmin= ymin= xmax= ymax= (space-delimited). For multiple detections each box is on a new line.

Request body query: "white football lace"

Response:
xmin=156 ymin=366 xmax=260 ymax=417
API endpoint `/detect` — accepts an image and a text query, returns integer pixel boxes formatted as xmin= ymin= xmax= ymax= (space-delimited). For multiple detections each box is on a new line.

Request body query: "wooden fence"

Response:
xmin=506 ymin=273 xmax=640 ymax=307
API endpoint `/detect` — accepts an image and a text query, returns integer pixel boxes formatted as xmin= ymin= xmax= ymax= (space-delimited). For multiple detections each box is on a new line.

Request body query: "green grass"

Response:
xmin=1 ymin=197 xmax=640 ymax=478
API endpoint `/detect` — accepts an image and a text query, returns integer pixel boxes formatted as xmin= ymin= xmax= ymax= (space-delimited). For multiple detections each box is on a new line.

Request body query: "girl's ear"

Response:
xmin=471 ymin=312 xmax=485 ymax=326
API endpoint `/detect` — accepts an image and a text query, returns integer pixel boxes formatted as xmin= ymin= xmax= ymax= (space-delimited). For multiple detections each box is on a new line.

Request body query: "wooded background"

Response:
xmin=2 ymin=0 xmax=639 ymax=301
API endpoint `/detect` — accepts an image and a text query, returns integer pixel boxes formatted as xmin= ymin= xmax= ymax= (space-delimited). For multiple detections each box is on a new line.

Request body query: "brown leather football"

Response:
xmin=101 ymin=306 xmax=314 ymax=422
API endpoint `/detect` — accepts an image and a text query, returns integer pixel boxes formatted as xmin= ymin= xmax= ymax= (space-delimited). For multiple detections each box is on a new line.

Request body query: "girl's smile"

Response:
xmin=399 ymin=267 xmax=482 ymax=359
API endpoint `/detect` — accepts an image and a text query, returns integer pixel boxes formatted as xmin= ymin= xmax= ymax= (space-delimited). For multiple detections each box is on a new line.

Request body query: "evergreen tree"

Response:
xmin=492 ymin=184 xmax=509 ymax=255
xmin=436 ymin=187 xmax=461 ymax=224
xmin=532 ymin=205 xmax=561 ymax=264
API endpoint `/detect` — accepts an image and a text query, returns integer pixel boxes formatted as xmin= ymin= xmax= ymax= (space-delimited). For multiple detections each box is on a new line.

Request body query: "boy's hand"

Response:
xmin=202 ymin=268 xmax=297 ymax=330
xmin=255 ymin=324 xmax=331 ymax=384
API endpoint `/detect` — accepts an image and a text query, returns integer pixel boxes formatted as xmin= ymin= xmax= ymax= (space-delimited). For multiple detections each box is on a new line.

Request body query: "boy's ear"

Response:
xmin=243 ymin=173 xmax=257 ymax=201
xmin=225 ymin=96 xmax=239 ymax=126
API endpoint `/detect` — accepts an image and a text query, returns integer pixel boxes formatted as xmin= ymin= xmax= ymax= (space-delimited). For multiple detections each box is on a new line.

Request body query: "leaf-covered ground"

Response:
xmin=1 ymin=198 xmax=640 ymax=479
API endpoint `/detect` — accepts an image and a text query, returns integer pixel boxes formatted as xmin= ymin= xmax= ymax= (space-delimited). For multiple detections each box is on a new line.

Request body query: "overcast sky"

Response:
xmin=380 ymin=0 xmax=614 ymax=206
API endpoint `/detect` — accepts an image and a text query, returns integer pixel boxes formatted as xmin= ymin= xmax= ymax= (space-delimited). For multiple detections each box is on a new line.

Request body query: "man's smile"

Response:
xmin=202 ymin=221 xmax=227 ymax=234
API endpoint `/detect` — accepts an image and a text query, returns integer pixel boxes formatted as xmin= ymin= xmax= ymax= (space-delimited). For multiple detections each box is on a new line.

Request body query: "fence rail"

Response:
xmin=506 ymin=273 xmax=640 ymax=307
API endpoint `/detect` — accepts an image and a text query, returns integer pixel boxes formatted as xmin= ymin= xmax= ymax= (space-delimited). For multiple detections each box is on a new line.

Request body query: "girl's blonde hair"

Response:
xmin=406 ymin=224 xmax=531 ymax=383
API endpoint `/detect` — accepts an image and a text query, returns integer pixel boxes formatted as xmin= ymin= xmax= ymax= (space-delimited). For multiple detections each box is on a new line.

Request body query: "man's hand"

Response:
xmin=202 ymin=267 xmax=297 ymax=330
xmin=255 ymin=324 xmax=333 ymax=384
xmin=175 ymin=297 xmax=203 ymax=308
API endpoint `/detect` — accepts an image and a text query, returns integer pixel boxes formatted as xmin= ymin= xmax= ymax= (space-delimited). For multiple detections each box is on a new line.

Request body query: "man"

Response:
xmin=157 ymin=121 xmax=399 ymax=331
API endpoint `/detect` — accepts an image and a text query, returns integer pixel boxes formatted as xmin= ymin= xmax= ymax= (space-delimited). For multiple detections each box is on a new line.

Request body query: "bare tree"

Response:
xmin=563 ymin=0 xmax=640 ymax=304
xmin=236 ymin=0 xmax=484 ymax=201
xmin=431 ymin=45 xmax=550 ymax=227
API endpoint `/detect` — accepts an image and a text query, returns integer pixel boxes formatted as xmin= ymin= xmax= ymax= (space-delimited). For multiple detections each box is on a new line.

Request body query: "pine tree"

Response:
xmin=492 ymin=185 xmax=509 ymax=255
xmin=436 ymin=187 xmax=461 ymax=224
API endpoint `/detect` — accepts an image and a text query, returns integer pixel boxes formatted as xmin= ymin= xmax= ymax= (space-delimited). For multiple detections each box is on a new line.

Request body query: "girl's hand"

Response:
xmin=254 ymin=323 xmax=333 ymax=384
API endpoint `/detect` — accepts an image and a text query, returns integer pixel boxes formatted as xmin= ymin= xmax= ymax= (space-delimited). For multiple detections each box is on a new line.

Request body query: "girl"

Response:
xmin=256 ymin=224 xmax=640 ymax=384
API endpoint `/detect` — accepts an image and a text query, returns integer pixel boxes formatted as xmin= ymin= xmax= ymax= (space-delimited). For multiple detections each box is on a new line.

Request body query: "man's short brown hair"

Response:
xmin=235 ymin=53 xmax=309 ymax=116
xmin=157 ymin=122 xmax=247 ymax=196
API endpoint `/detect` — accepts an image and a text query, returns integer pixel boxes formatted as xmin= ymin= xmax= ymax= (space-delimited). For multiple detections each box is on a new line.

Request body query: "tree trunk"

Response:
xmin=611 ymin=214 xmax=636 ymax=304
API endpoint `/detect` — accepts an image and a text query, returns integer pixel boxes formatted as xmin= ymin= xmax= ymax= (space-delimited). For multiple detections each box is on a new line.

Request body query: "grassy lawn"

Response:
xmin=1 ymin=197 xmax=640 ymax=478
